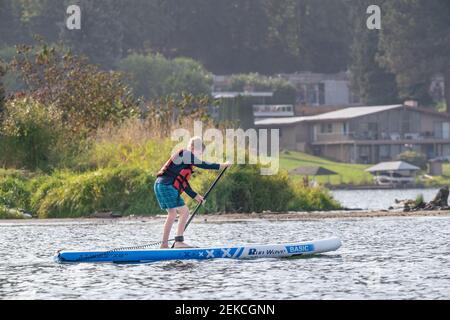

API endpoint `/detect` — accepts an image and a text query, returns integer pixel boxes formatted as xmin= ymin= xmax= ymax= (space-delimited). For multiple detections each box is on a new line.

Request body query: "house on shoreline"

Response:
xmin=256 ymin=104 xmax=450 ymax=164
xmin=279 ymin=72 xmax=360 ymax=107
xmin=213 ymin=72 xmax=359 ymax=108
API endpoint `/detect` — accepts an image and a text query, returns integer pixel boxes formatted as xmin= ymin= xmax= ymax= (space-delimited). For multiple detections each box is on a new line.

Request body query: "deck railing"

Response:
xmin=313 ymin=131 xmax=449 ymax=142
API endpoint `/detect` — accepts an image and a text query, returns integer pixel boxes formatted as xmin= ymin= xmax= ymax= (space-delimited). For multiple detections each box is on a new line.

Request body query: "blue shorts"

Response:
xmin=154 ymin=182 xmax=185 ymax=210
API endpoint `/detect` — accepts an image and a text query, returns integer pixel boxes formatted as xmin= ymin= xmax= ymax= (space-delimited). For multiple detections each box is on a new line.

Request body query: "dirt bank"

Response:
xmin=200 ymin=210 xmax=450 ymax=221
xmin=1 ymin=210 xmax=450 ymax=224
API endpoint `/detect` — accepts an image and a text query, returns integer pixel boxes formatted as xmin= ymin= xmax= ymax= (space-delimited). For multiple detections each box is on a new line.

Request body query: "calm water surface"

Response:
xmin=331 ymin=188 xmax=441 ymax=210
xmin=1 ymin=217 xmax=449 ymax=299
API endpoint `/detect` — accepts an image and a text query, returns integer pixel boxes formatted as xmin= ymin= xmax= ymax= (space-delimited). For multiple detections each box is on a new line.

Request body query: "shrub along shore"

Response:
xmin=0 ymin=166 xmax=341 ymax=219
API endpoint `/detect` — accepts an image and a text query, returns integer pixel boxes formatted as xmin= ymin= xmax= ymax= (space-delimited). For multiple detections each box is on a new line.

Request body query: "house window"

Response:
xmin=380 ymin=145 xmax=390 ymax=160
xmin=443 ymin=144 xmax=450 ymax=156
xmin=425 ymin=145 xmax=435 ymax=158
xmin=321 ymin=123 xmax=333 ymax=134
xmin=402 ymin=112 xmax=411 ymax=133
xmin=434 ymin=122 xmax=443 ymax=138
xmin=319 ymin=83 xmax=325 ymax=105
xmin=368 ymin=122 xmax=378 ymax=139
xmin=444 ymin=122 xmax=450 ymax=139
xmin=391 ymin=145 xmax=401 ymax=158
xmin=327 ymin=123 xmax=333 ymax=133
xmin=368 ymin=123 xmax=378 ymax=131
xmin=307 ymin=84 xmax=318 ymax=104
xmin=343 ymin=123 xmax=348 ymax=135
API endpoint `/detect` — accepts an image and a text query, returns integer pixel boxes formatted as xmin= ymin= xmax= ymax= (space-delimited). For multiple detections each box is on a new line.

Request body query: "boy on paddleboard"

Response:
xmin=154 ymin=137 xmax=230 ymax=249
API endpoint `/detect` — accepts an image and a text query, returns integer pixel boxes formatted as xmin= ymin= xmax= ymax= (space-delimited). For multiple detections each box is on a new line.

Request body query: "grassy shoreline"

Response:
xmin=0 ymin=165 xmax=342 ymax=219
xmin=2 ymin=150 xmax=448 ymax=220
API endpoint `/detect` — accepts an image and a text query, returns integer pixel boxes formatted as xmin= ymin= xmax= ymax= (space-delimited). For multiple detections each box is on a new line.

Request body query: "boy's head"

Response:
xmin=188 ymin=136 xmax=205 ymax=155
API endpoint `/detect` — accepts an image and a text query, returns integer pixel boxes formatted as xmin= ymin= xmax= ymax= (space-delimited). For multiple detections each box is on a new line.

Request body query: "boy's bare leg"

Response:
xmin=161 ymin=208 xmax=177 ymax=248
xmin=174 ymin=205 xmax=192 ymax=248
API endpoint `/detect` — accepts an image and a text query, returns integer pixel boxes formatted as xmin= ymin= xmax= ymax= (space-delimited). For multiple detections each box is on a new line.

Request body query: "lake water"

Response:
xmin=1 ymin=217 xmax=449 ymax=299
xmin=331 ymin=188 xmax=441 ymax=210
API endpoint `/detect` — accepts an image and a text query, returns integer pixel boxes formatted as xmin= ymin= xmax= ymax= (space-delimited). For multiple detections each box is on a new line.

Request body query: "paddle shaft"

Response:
xmin=171 ymin=166 xmax=228 ymax=248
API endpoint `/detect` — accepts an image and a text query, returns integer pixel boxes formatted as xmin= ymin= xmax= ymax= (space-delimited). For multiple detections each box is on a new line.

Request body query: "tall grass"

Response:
xmin=0 ymin=100 xmax=342 ymax=218
xmin=31 ymin=168 xmax=160 ymax=218
xmin=81 ymin=118 xmax=176 ymax=172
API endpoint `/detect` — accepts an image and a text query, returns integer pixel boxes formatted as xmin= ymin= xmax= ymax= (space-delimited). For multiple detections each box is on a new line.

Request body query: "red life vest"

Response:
xmin=157 ymin=150 xmax=193 ymax=193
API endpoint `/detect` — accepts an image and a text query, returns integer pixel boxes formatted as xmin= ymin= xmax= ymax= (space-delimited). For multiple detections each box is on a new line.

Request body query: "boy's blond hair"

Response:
xmin=188 ymin=136 xmax=205 ymax=151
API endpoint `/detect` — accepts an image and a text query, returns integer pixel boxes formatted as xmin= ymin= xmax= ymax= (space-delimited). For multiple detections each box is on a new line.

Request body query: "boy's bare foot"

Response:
xmin=173 ymin=242 xmax=193 ymax=248
xmin=160 ymin=242 xmax=169 ymax=249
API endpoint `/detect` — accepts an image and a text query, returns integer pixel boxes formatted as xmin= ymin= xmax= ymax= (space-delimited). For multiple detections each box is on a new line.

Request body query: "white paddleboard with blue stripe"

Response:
xmin=55 ymin=237 xmax=341 ymax=264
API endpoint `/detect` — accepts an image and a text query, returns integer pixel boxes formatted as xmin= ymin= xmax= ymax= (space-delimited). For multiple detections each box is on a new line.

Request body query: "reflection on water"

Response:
xmin=1 ymin=218 xmax=449 ymax=299
xmin=331 ymin=188 xmax=440 ymax=210
xmin=159 ymin=261 xmax=198 ymax=271
xmin=285 ymin=253 xmax=343 ymax=261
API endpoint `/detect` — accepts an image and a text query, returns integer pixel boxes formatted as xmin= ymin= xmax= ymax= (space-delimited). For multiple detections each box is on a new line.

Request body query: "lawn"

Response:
xmin=279 ymin=151 xmax=373 ymax=186
xmin=429 ymin=163 xmax=450 ymax=186
xmin=279 ymin=151 xmax=450 ymax=187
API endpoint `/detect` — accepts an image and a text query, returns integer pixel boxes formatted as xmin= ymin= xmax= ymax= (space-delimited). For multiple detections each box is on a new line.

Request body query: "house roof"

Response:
xmin=255 ymin=116 xmax=307 ymax=126
xmin=289 ymin=166 xmax=338 ymax=176
xmin=303 ymin=104 xmax=403 ymax=121
xmin=365 ymin=161 xmax=421 ymax=173
xmin=213 ymin=92 xmax=273 ymax=99
xmin=255 ymin=104 xmax=403 ymax=126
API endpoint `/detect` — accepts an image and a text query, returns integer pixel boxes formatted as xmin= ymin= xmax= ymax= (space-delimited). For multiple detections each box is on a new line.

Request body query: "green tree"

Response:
xmin=0 ymin=0 xmax=26 ymax=46
xmin=349 ymin=0 xmax=399 ymax=105
xmin=17 ymin=0 xmax=64 ymax=44
xmin=218 ymin=95 xmax=255 ymax=130
xmin=158 ymin=0 xmax=272 ymax=74
xmin=109 ymin=1 xmax=172 ymax=56
xmin=0 ymin=47 xmax=23 ymax=93
xmin=264 ymin=0 xmax=352 ymax=73
xmin=228 ymin=73 xmax=297 ymax=105
xmin=0 ymin=97 xmax=63 ymax=170
xmin=60 ymin=0 xmax=126 ymax=68
xmin=164 ymin=57 xmax=213 ymax=98
xmin=1 ymin=0 xmax=356 ymax=76
xmin=379 ymin=0 xmax=450 ymax=111
xmin=118 ymin=53 xmax=212 ymax=100
xmin=0 ymin=61 xmax=5 ymax=114
xmin=10 ymin=42 xmax=138 ymax=134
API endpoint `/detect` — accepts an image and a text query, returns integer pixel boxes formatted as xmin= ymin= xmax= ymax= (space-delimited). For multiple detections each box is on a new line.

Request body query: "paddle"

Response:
xmin=171 ymin=166 xmax=228 ymax=248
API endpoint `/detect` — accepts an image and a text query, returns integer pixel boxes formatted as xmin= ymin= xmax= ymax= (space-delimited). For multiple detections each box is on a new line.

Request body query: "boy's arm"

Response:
xmin=194 ymin=161 xmax=220 ymax=170
xmin=187 ymin=151 xmax=220 ymax=170
xmin=184 ymin=185 xmax=198 ymax=199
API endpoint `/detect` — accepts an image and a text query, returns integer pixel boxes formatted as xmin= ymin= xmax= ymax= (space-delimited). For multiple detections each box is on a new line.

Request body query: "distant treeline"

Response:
xmin=0 ymin=0 xmax=449 ymax=108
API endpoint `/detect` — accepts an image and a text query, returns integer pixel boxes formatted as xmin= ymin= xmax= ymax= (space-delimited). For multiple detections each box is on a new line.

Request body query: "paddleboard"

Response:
xmin=55 ymin=237 xmax=341 ymax=264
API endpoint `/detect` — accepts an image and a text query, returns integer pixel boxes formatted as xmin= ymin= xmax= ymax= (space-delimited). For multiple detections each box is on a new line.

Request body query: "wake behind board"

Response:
xmin=55 ymin=237 xmax=341 ymax=264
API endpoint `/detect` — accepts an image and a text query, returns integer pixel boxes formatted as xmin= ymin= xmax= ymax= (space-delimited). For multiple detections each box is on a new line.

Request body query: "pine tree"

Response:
xmin=60 ymin=0 xmax=126 ymax=68
xmin=0 ymin=62 xmax=5 ymax=115
xmin=19 ymin=0 xmax=65 ymax=44
xmin=349 ymin=0 xmax=399 ymax=105
xmin=379 ymin=0 xmax=450 ymax=112
xmin=264 ymin=0 xmax=352 ymax=73
xmin=0 ymin=0 xmax=26 ymax=45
